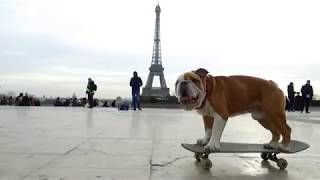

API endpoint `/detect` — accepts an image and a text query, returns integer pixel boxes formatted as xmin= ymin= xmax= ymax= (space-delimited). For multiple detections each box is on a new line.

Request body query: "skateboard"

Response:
xmin=181 ymin=140 xmax=309 ymax=170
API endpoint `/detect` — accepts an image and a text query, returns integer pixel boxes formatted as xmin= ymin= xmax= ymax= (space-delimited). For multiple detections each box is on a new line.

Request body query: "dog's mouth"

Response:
xmin=179 ymin=89 xmax=199 ymax=106
xmin=180 ymin=95 xmax=198 ymax=105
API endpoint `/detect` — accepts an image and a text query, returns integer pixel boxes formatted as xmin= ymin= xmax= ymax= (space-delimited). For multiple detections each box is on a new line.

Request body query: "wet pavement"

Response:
xmin=0 ymin=106 xmax=319 ymax=180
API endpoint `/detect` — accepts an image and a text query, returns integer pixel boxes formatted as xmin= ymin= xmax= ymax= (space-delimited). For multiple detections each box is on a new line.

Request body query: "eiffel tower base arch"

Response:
xmin=141 ymin=87 xmax=170 ymax=97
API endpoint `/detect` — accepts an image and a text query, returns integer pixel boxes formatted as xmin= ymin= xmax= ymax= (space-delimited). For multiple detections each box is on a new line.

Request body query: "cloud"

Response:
xmin=0 ymin=30 xmax=151 ymax=98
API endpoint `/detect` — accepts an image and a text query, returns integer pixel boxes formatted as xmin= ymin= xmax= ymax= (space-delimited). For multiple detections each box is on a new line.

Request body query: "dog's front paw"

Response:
xmin=197 ymin=138 xmax=209 ymax=146
xmin=204 ymin=143 xmax=221 ymax=154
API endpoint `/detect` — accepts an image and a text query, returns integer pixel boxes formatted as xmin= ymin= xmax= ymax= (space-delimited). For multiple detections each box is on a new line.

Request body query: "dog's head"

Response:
xmin=175 ymin=68 xmax=209 ymax=110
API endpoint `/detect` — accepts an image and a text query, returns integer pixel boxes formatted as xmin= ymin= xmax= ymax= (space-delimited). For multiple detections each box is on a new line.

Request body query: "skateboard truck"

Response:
xmin=261 ymin=152 xmax=288 ymax=169
xmin=194 ymin=152 xmax=212 ymax=170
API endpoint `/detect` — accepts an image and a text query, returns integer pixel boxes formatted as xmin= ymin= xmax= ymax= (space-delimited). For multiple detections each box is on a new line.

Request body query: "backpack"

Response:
xmin=93 ymin=83 xmax=97 ymax=91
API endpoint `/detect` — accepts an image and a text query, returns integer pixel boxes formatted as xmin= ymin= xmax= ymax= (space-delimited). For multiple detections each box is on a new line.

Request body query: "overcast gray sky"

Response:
xmin=1 ymin=0 xmax=320 ymax=99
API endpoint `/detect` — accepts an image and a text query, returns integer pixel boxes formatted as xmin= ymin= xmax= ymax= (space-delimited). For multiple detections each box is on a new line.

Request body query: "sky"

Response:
xmin=1 ymin=0 xmax=320 ymax=99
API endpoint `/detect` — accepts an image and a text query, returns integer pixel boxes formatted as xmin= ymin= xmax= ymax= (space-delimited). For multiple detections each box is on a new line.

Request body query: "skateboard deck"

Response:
xmin=181 ymin=140 xmax=309 ymax=170
xmin=181 ymin=140 xmax=309 ymax=154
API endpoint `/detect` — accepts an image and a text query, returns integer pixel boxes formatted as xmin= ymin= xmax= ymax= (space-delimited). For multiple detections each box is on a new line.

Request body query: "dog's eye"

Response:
xmin=191 ymin=79 xmax=201 ymax=86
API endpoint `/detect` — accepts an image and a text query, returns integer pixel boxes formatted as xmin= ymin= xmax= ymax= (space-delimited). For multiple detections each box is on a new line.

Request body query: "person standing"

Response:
xmin=130 ymin=71 xmax=143 ymax=110
xmin=301 ymin=80 xmax=313 ymax=113
xmin=86 ymin=78 xmax=97 ymax=108
xmin=15 ymin=92 xmax=23 ymax=106
xmin=21 ymin=93 xmax=30 ymax=106
xmin=287 ymin=82 xmax=295 ymax=112
xmin=294 ymin=92 xmax=304 ymax=111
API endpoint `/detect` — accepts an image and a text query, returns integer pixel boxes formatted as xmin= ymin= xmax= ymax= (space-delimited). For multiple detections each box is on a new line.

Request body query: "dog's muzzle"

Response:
xmin=176 ymin=80 xmax=201 ymax=108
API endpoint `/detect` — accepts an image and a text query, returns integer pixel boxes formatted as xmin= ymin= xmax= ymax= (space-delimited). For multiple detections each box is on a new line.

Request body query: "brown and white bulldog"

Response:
xmin=175 ymin=68 xmax=291 ymax=152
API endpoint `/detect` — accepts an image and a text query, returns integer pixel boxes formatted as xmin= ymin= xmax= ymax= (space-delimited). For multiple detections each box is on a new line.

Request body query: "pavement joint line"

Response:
xmin=148 ymin=123 xmax=157 ymax=180
xmin=150 ymin=155 xmax=189 ymax=167
xmin=79 ymin=148 xmax=110 ymax=155
xmin=62 ymin=146 xmax=80 ymax=156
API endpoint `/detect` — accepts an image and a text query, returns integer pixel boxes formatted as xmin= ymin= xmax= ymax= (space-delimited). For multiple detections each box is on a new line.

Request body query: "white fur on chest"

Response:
xmin=196 ymin=100 xmax=215 ymax=117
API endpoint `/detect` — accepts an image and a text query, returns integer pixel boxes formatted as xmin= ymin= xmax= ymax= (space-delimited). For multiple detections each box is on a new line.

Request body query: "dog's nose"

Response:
xmin=180 ymin=81 xmax=188 ymax=87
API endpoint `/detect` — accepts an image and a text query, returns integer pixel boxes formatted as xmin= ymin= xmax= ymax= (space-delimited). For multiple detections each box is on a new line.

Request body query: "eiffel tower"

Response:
xmin=141 ymin=3 xmax=170 ymax=97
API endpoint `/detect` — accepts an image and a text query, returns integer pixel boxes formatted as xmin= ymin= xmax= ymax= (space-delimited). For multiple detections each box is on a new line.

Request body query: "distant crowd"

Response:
xmin=53 ymin=96 xmax=129 ymax=109
xmin=0 ymin=92 xmax=40 ymax=106
xmin=286 ymin=80 xmax=314 ymax=113
xmin=0 ymin=91 xmax=132 ymax=110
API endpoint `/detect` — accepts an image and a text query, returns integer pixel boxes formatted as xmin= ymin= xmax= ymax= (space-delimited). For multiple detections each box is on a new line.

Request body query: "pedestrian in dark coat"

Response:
xmin=86 ymin=78 xmax=97 ymax=108
xmin=130 ymin=71 xmax=143 ymax=110
xmin=301 ymin=80 xmax=313 ymax=113
xmin=287 ymin=82 xmax=295 ymax=111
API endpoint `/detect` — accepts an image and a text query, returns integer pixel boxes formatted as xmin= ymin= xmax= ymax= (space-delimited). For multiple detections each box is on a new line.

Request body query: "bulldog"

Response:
xmin=175 ymin=68 xmax=291 ymax=152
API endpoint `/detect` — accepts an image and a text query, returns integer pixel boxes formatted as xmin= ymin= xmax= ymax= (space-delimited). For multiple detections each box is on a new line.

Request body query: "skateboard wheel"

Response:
xmin=261 ymin=153 xmax=269 ymax=161
xmin=194 ymin=152 xmax=201 ymax=162
xmin=277 ymin=158 xmax=288 ymax=169
xmin=201 ymin=159 xmax=212 ymax=170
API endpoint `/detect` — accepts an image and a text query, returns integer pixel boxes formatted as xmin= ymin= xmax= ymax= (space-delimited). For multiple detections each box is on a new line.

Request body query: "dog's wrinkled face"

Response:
xmin=175 ymin=70 xmax=207 ymax=110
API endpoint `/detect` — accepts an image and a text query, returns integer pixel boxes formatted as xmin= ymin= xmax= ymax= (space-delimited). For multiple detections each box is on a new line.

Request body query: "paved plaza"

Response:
xmin=0 ymin=106 xmax=319 ymax=180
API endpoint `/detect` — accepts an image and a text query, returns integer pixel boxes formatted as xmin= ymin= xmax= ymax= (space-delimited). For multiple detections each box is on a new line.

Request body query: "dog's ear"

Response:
xmin=194 ymin=68 xmax=209 ymax=77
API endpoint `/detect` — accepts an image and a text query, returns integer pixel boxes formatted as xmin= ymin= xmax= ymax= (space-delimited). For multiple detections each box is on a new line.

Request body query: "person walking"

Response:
xmin=301 ymin=80 xmax=313 ymax=113
xmin=130 ymin=71 xmax=143 ymax=110
xmin=287 ymin=82 xmax=295 ymax=112
xmin=86 ymin=78 xmax=97 ymax=108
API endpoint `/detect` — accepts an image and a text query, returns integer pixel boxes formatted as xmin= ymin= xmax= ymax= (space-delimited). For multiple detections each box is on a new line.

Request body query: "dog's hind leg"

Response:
xmin=273 ymin=112 xmax=291 ymax=152
xmin=281 ymin=123 xmax=292 ymax=150
xmin=261 ymin=88 xmax=291 ymax=151
xmin=266 ymin=96 xmax=291 ymax=151
xmin=256 ymin=115 xmax=281 ymax=149
xmin=251 ymin=109 xmax=280 ymax=149
xmin=264 ymin=128 xmax=281 ymax=149
xmin=262 ymin=109 xmax=291 ymax=151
